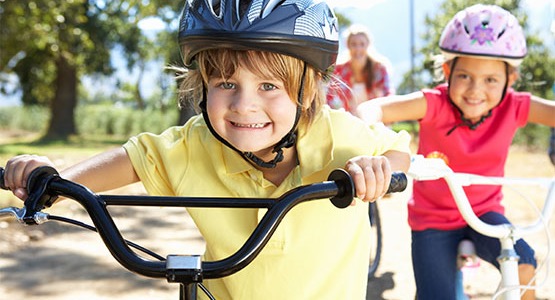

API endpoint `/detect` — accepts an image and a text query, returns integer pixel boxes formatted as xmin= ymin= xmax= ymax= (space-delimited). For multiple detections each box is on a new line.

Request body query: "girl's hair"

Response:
xmin=176 ymin=49 xmax=326 ymax=133
xmin=433 ymin=56 xmax=518 ymax=83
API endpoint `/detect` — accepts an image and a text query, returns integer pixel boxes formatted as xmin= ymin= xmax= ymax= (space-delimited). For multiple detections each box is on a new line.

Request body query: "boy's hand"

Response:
xmin=345 ymin=155 xmax=392 ymax=204
xmin=3 ymin=155 xmax=55 ymax=200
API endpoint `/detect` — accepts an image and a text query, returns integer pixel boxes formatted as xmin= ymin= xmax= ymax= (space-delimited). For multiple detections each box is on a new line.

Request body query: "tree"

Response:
xmin=0 ymin=0 xmax=176 ymax=139
xmin=399 ymin=0 xmax=555 ymax=100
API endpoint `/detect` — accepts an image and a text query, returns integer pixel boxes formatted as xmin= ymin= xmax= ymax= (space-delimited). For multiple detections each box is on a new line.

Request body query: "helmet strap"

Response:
xmin=446 ymin=58 xmax=508 ymax=136
xmin=200 ymin=63 xmax=307 ymax=168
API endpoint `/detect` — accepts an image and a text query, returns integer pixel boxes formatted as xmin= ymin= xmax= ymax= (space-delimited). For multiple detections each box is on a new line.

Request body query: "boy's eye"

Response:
xmin=219 ymin=82 xmax=235 ymax=89
xmin=261 ymin=83 xmax=276 ymax=91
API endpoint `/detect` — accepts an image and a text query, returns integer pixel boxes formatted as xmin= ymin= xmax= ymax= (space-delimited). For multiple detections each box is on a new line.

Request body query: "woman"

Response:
xmin=327 ymin=24 xmax=394 ymax=113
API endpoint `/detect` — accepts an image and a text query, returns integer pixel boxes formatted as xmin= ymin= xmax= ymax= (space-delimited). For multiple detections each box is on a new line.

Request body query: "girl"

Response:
xmin=357 ymin=4 xmax=554 ymax=300
xmin=3 ymin=0 xmax=411 ymax=299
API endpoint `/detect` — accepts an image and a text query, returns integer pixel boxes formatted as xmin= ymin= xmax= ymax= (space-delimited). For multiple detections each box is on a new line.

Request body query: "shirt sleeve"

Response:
xmin=366 ymin=122 xmax=412 ymax=155
xmin=511 ymin=90 xmax=531 ymax=128
xmin=123 ymin=127 xmax=185 ymax=196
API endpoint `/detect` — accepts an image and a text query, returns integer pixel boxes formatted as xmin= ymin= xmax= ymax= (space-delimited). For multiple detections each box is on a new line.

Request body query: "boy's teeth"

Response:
xmin=235 ymin=122 xmax=265 ymax=128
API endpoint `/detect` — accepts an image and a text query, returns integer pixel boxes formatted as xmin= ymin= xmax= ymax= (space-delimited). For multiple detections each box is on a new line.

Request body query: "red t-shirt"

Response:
xmin=409 ymin=84 xmax=531 ymax=231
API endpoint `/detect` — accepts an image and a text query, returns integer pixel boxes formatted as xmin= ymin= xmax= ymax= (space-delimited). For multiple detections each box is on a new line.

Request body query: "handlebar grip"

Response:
xmin=328 ymin=170 xmax=408 ymax=208
xmin=387 ymin=171 xmax=407 ymax=194
xmin=0 ymin=167 xmax=7 ymax=190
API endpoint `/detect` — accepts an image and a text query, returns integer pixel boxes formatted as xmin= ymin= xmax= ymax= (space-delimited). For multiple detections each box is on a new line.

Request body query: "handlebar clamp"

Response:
xmin=166 ymin=255 xmax=203 ymax=283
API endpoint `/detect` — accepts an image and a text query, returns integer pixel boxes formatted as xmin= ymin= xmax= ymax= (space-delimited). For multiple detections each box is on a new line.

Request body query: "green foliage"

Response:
xmin=0 ymin=105 xmax=179 ymax=137
xmin=0 ymin=105 xmax=49 ymax=132
xmin=75 ymin=105 xmax=179 ymax=136
xmin=0 ymin=0 xmax=180 ymax=138
xmin=405 ymin=0 xmax=555 ymax=93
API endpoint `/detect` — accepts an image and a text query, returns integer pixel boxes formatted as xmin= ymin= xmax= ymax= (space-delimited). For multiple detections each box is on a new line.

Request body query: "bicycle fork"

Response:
xmin=496 ymin=237 xmax=521 ymax=300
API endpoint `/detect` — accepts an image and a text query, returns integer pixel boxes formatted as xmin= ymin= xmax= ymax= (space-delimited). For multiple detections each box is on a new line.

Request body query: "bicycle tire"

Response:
xmin=368 ymin=201 xmax=382 ymax=280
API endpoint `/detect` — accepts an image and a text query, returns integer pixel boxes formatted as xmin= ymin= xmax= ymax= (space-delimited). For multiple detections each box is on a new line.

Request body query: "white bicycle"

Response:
xmin=407 ymin=155 xmax=555 ymax=300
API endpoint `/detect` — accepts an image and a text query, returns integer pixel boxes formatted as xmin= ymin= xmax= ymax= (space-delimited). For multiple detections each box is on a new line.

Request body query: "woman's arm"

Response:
xmin=356 ymin=91 xmax=427 ymax=124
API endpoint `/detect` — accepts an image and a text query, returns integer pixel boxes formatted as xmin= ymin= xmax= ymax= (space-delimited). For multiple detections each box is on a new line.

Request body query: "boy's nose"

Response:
xmin=231 ymin=90 xmax=258 ymax=113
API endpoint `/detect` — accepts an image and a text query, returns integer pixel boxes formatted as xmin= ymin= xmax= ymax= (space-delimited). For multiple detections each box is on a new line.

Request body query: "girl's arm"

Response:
xmin=356 ymin=91 xmax=427 ymax=124
xmin=528 ymin=95 xmax=555 ymax=127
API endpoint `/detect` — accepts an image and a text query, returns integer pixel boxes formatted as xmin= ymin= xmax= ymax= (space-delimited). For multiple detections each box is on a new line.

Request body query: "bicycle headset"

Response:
xmin=438 ymin=4 xmax=527 ymax=135
xmin=177 ymin=0 xmax=339 ymax=168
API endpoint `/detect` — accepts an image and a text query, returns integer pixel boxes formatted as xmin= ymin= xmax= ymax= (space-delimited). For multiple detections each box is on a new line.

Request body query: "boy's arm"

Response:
xmin=383 ymin=149 xmax=411 ymax=173
xmin=345 ymin=150 xmax=410 ymax=203
xmin=4 ymin=147 xmax=139 ymax=200
xmin=356 ymin=91 xmax=427 ymax=125
xmin=60 ymin=147 xmax=139 ymax=192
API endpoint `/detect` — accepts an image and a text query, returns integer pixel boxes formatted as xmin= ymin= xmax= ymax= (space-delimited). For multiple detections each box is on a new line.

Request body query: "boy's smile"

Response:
xmin=206 ymin=66 xmax=297 ymax=159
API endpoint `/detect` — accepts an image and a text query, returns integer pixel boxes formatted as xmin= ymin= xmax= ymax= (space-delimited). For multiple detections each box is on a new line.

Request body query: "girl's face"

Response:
xmin=206 ymin=66 xmax=297 ymax=159
xmin=347 ymin=33 xmax=369 ymax=61
xmin=446 ymin=57 xmax=516 ymax=123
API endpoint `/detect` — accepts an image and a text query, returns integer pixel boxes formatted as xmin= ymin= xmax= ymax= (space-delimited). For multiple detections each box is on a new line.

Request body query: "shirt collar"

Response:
xmin=220 ymin=107 xmax=335 ymax=177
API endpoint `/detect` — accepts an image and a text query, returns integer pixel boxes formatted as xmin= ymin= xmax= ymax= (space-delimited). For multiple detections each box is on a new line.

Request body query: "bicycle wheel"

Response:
xmin=368 ymin=201 xmax=382 ymax=280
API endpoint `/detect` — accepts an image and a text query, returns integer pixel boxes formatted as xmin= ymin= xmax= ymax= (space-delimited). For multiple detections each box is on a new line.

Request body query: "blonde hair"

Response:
xmin=176 ymin=49 xmax=327 ymax=133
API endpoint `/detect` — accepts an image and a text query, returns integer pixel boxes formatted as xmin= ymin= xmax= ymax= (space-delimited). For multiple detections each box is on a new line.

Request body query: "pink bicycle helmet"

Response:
xmin=439 ymin=4 xmax=527 ymax=66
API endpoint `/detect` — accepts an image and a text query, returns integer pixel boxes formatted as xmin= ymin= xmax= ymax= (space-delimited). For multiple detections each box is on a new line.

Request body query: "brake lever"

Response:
xmin=0 ymin=207 xmax=49 ymax=225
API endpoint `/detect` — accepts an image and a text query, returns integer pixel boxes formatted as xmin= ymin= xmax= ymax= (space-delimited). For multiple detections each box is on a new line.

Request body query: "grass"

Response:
xmin=0 ymin=134 xmax=127 ymax=157
xmin=0 ymin=132 xmax=129 ymax=207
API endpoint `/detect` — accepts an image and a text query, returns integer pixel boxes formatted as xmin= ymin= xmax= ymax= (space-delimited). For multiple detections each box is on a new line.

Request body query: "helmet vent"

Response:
xmin=210 ymin=0 xmax=222 ymax=16
xmin=497 ymin=28 xmax=506 ymax=39
xmin=463 ymin=25 xmax=470 ymax=35
xmin=239 ymin=0 xmax=253 ymax=20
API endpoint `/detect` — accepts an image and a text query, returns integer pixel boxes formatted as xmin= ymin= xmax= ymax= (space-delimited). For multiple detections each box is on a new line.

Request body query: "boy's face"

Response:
xmin=206 ymin=66 xmax=297 ymax=159
xmin=445 ymin=56 xmax=516 ymax=123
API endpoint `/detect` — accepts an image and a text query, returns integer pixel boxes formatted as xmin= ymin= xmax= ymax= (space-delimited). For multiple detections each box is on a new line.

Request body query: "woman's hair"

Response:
xmin=175 ymin=49 xmax=326 ymax=132
xmin=344 ymin=25 xmax=386 ymax=90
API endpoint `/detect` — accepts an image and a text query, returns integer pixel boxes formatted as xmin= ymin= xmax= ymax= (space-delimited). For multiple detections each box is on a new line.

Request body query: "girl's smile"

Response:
xmin=446 ymin=57 xmax=516 ymax=123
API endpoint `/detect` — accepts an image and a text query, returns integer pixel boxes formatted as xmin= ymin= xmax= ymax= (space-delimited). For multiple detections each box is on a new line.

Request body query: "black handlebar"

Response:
xmin=0 ymin=166 xmax=406 ymax=282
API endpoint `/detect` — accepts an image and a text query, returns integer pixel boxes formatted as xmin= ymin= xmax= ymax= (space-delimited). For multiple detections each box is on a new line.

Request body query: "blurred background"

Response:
xmin=0 ymin=0 xmax=554 ymax=145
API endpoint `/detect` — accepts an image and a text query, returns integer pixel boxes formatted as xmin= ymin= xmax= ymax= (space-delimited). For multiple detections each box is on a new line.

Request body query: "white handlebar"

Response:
xmin=408 ymin=155 xmax=555 ymax=240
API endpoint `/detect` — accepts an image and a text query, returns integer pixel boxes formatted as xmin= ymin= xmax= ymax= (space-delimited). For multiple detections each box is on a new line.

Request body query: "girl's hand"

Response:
xmin=345 ymin=155 xmax=392 ymax=204
xmin=3 ymin=155 xmax=55 ymax=201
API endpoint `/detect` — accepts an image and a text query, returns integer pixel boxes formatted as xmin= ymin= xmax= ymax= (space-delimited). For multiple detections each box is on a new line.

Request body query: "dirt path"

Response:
xmin=1 ymin=146 xmax=554 ymax=299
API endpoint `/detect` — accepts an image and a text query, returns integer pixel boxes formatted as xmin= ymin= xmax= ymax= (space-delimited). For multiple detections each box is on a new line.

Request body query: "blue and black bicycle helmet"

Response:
xmin=177 ymin=0 xmax=339 ymax=168
xmin=178 ymin=0 xmax=339 ymax=72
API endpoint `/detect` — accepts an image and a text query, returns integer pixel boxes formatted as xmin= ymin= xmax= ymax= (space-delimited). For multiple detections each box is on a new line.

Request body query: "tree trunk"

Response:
xmin=134 ymin=61 xmax=145 ymax=110
xmin=45 ymin=54 xmax=77 ymax=140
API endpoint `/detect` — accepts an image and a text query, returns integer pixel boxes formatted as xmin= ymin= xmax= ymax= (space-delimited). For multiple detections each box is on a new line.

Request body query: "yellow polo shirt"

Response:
xmin=123 ymin=106 xmax=410 ymax=300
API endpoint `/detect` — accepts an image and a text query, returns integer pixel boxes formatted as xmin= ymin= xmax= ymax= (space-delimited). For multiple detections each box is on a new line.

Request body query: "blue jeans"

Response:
xmin=411 ymin=211 xmax=536 ymax=300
